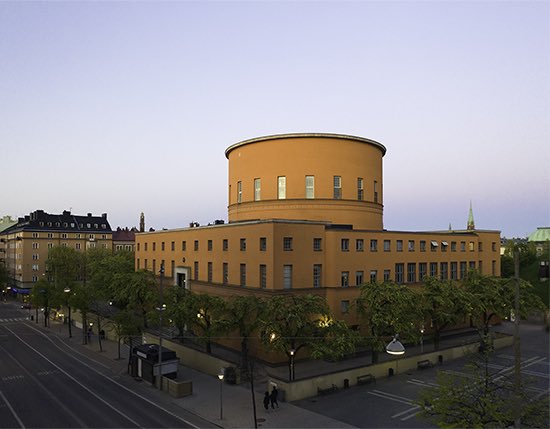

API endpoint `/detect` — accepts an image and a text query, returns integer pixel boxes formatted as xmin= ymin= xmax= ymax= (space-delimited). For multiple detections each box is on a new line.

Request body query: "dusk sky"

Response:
xmin=1 ymin=1 xmax=548 ymax=238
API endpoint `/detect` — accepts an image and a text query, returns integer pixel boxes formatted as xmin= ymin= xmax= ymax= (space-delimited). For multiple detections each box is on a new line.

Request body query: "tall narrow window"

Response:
xmin=278 ymin=176 xmax=286 ymax=199
xmin=283 ymin=265 xmax=293 ymax=289
xmin=223 ymin=263 xmax=228 ymax=284
xmin=207 ymin=262 xmax=213 ymax=282
xmin=440 ymin=262 xmax=448 ymax=280
xmin=194 ymin=261 xmax=199 ymax=280
xmin=240 ymin=264 xmax=246 ymax=286
xmin=355 ymin=271 xmax=364 ymax=285
xmin=237 ymin=181 xmax=242 ymax=203
xmin=430 ymin=262 xmax=438 ymax=277
xmin=374 ymin=180 xmax=378 ymax=203
xmin=333 ymin=176 xmax=342 ymax=199
xmin=313 ymin=264 xmax=322 ymax=288
xmin=260 ymin=265 xmax=267 ymax=289
xmin=407 ymin=263 xmax=416 ymax=283
xmin=341 ymin=271 xmax=349 ymax=287
xmin=395 ymin=263 xmax=404 ymax=284
xmin=254 ymin=178 xmax=261 ymax=201
xmin=370 ymin=270 xmax=377 ymax=283
xmin=419 ymin=263 xmax=427 ymax=281
xmin=357 ymin=177 xmax=364 ymax=200
xmin=259 ymin=237 xmax=267 ymax=251
xmin=305 ymin=175 xmax=315 ymax=199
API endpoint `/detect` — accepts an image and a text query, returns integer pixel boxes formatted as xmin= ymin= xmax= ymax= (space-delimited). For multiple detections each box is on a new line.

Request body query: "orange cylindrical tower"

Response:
xmin=225 ymin=133 xmax=386 ymax=230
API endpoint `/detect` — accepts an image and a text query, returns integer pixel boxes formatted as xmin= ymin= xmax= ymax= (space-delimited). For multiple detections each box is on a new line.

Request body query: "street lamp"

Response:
xmin=218 ymin=368 xmax=225 ymax=420
xmin=64 ymin=287 xmax=72 ymax=338
xmin=156 ymin=262 xmax=165 ymax=390
xmin=420 ymin=325 xmax=425 ymax=354
xmin=289 ymin=348 xmax=296 ymax=381
xmin=386 ymin=335 xmax=405 ymax=375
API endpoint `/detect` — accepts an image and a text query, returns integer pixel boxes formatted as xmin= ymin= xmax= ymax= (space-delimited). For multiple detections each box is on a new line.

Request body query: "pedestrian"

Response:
xmin=263 ymin=391 xmax=270 ymax=411
xmin=87 ymin=327 xmax=92 ymax=342
xmin=270 ymin=386 xmax=279 ymax=409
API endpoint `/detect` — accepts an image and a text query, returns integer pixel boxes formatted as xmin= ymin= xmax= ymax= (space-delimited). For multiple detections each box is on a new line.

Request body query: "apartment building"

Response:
xmin=0 ymin=210 xmax=112 ymax=293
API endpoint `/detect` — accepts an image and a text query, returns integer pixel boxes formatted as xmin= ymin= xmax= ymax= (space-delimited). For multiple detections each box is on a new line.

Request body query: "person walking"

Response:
xmin=263 ymin=391 xmax=270 ymax=411
xmin=270 ymin=386 xmax=279 ymax=409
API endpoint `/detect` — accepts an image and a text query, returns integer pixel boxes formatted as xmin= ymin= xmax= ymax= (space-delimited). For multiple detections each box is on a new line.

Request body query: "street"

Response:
xmin=0 ymin=302 xmax=212 ymax=429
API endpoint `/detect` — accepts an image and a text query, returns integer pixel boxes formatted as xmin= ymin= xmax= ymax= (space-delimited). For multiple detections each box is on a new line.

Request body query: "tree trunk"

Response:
xmin=434 ymin=329 xmax=441 ymax=351
xmin=372 ymin=349 xmax=379 ymax=364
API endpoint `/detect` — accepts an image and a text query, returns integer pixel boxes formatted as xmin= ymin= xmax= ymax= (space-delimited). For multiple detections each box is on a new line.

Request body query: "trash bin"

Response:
xmin=224 ymin=367 xmax=237 ymax=384
xmin=438 ymin=355 xmax=443 ymax=364
xmin=343 ymin=378 xmax=349 ymax=389
xmin=388 ymin=368 xmax=394 ymax=377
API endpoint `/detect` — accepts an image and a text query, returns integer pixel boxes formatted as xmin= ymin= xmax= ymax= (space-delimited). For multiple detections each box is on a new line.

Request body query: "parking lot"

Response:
xmin=294 ymin=322 xmax=550 ymax=428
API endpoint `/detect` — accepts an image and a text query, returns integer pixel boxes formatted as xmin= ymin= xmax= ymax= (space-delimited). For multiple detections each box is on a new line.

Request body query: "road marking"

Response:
xmin=391 ymin=405 xmax=420 ymax=418
xmin=23 ymin=323 xmax=202 ymax=429
xmin=0 ymin=389 xmax=25 ymax=428
xmin=1 ymin=375 xmax=24 ymax=382
xmin=407 ymin=379 xmax=438 ymax=388
xmin=367 ymin=389 xmax=414 ymax=406
xmin=5 ymin=326 xmax=143 ymax=428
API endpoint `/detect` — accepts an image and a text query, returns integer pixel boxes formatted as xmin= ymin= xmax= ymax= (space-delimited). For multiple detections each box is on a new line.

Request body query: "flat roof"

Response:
xmin=225 ymin=133 xmax=387 ymax=158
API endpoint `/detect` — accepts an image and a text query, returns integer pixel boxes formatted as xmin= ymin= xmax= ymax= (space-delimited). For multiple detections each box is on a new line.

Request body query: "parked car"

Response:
xmin=21 ymin=303 xmax=32 ymax=309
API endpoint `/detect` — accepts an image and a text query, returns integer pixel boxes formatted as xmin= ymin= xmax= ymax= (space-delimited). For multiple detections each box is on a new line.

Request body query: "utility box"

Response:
xmin=131 ymin=344 xmax=179 ymax=385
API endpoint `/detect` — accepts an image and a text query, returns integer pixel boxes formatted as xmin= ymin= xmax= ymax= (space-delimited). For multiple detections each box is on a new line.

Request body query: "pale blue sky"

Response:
xmin=1 ymin=0 xmax=548 ymax=238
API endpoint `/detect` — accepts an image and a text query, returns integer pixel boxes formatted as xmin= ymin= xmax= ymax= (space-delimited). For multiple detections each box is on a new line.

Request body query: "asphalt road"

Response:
xmin=294 ymin=321 xmax=550 ymax=428
xmin=0 ymin=302 xmax=212 ymax=429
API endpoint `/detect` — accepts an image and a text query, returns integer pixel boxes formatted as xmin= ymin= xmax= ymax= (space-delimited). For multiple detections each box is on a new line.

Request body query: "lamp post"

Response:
xmin=386 ymin=335 xmax=405 ymax=375
xmin=420 ymin=325 xmax=425 ymax=354
xmin=218 ymin=368 xmax=225 ymax=420
xmin=289 ymin=348 xmax=296 ymax=381
xmin=64 ymin=287 xmax=72 ymax=338
xmin=156 ymin=262 xmax=165 ymax=390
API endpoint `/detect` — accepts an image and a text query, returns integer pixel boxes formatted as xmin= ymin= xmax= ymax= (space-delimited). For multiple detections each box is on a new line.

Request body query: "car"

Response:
xmin=21 ymin=303 xmax=32 ymax=309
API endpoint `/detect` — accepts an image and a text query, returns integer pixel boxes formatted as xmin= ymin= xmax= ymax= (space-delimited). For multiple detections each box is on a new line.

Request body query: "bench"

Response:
xmin=357 ymin=374 xmax=376 ymax=385
xmin=417 ymin=359 xmax=434 ymax=370
xmin=317 ymin=384 xmax=338 ymax=395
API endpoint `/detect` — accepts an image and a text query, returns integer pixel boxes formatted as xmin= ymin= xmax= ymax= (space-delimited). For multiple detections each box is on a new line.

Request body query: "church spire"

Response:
xmin=139 ymin=212 xmax=145 ymax=233
xmin=467 ymin=201 xmax=475 ymax=230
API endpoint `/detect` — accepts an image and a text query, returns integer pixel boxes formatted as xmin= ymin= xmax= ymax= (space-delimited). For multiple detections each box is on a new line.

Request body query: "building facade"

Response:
xmin=0 ymin=210 xmax=112 ymax=293
xmin=135 ymin=133 xmax=501 ymax=324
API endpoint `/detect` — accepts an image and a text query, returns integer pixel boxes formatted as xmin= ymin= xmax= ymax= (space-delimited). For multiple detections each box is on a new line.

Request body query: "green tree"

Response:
xmin=420 ymin=277 xmax=470 ymax=351
xmin=417 ymin=350 xmax=548 ymax=428
xmin=261 ymin=294 xmax=358 ymax=379
xmin=222 ymin=295 xmax=267 ymax=375
xmin=111 ymin=308 xmax=143 ymax=360
xmin=0 ymin=263 xmax=8 ymax=291
xmin=355 ymin=281 xmax=421 ymax=363
xmin=31 ymin=278 xmax=56 ymax=327
xmin=166 ymin=288 xmax=228 ymax=354
xmin=111 ymin=269 xmax=157 ymax=329
xmin=192 ymin=292 xmax=228 ymax=354
xmin=464 ymin=271 xmax=544 ymax=347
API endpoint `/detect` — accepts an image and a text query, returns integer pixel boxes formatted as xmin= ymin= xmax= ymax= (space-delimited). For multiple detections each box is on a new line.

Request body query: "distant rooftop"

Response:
xmin=528 ymin=227 xmax=550 ymax=242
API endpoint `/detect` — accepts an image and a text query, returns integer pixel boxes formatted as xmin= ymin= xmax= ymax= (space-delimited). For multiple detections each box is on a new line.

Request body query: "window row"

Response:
xmin=338 ymin=260 xmax=496 ymax=286
xmin=29 ymin=233 xmax=107 ymax=240
xmin=36 ymin=222 xmax=108 ymax=229
xmin=341 ymin=239 xmax=496 ymax=253
xmin=139 ymin=238 xmax=496 ymax=254
xmin=235 ymin=176 xmax=378 ymax=202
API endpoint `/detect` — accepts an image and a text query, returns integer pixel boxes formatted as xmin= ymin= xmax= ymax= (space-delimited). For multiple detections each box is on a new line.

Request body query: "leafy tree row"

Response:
xmin=31 ymin=245 xmax=544 ymax=375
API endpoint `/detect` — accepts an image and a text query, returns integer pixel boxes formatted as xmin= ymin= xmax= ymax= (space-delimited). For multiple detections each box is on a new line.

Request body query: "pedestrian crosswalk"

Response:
xmin=0 ymin=317 xmax=29 ymax=323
